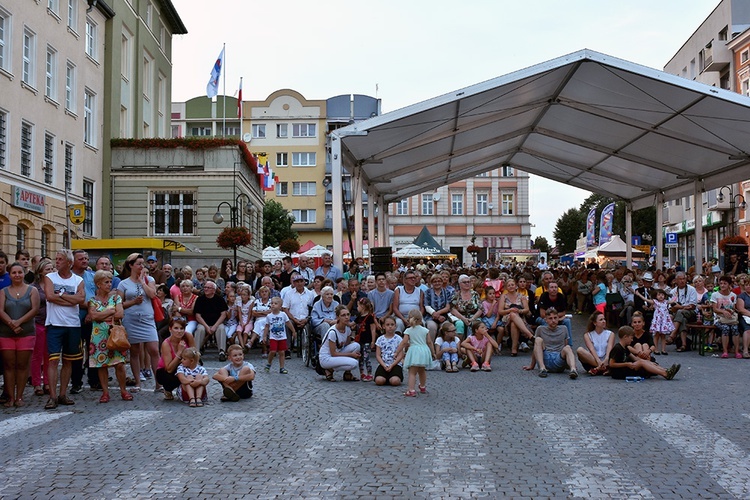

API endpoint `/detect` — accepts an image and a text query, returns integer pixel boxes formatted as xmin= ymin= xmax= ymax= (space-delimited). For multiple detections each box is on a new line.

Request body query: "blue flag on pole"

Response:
xmin=206 ymin=48 xmax=224 ymax=98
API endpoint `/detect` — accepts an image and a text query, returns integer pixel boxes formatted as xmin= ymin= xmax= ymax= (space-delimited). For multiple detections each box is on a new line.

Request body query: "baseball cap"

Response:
xmin=146 ymin=255 xmax=157 ymax=262
xmin=292 ymin=273 xmax=305 ymax=281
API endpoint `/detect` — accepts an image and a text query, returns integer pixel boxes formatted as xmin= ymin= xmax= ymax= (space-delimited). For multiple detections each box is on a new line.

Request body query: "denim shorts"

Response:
xmin=543 ymin=351 xmax=566 ymax=372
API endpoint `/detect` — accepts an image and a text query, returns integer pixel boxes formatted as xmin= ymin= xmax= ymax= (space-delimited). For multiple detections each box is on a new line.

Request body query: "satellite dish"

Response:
xmin=432 ymin=192 xmax=441 ymax=202
xmin=242 ymin=133 xmax=252 ymax=143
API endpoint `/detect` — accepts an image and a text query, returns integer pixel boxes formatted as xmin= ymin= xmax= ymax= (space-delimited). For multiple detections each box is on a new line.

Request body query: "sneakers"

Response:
xmin=264 ymin=364 xmax=271 ymax=373
xmin=519 ymin=342 xmax=530 ymax=352
xmin=261 ymin=353 xmax=268 ymax=359
xmin=481 ymin=363 xmax=492 ymax=372
xmin=141 ymin=369 xmax=153 ymax=379
xmin=70 ymin=385 xmax=83 ymax=395
xmin=538 ymin=369 xmax=548 ymax=378
xmin=218 ymin=350 xmax=227 ymax=362
xmin=665 ymin=363 xmax=681 ymax=380
xmin=222 ymin=386 xmax=240 ymax=402
xmin=284 ymin=350 xmax=292 ymax=359
xmin=569 ymin=370 xmax=578 ymax=380
xmin=470 ymin=362 xmax=480 ymax=372
xmin=279 ymin=368 xmax=288 ymax=374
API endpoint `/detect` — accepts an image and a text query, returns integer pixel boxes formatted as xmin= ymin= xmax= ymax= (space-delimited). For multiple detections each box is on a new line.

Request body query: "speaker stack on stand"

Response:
xmin=370 ymin=247 xmax=393 ymax=274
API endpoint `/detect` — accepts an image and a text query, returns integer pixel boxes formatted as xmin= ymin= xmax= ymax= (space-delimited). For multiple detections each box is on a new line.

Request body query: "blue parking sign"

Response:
xmin=665 ymin=232 xmax=678 ymax=248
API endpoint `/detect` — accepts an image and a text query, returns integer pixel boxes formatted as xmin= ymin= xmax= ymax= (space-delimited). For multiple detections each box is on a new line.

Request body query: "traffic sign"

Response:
xmin=632 ymin=235 xmax=642 ymax=246
xmin=665 ymin=232 xmax=678 ymax=249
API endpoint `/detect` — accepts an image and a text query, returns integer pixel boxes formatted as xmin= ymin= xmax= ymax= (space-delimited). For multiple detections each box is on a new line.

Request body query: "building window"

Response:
xmin=85 ymin=18 xmax=96 ymax=59
xmin=44 ymin=133 xmax=54 ymax=184
xmin=83 ymin=179 xmax=93 ymax=235
xmin=292 ymin=152 xmax=316 ymax=167
xmin=502 ymin=193 xmax=514 ymax=215
xmin=65 ymin=62 xmax=75 ymax=111
xmin=275 ymin=182 xmax=288 ymax=196
xmin=151 ymin=191 xmax=195 ymax=236
xmin=0 ymin=109 xmax=6 ymax=169
xmin=64 ymin=143 xmax=73 ymax=191
xmin=743 ymin=79 xmax=750 ymax=97
xmin=251 ymin=124 xmax=265 ymax=138
xmin=421 ymin=194 xmax=434 ymax=215
xmin=45 ymin=46 xmax=57 ymax=100
xmin=292 ymin=123 xmax=316 ymax=137
xmin=41 ymin=228 xmax=49 ymax=258
xmin=190 ymin=127 xmax=211 ymax=136
xmin=476 ymin=193 xmax=488 ymax=216
xmin=157 ymin=73 xmax=166 ymax=137
xmin=276 ymin=152 xmax=288 ymax=167
xmin=84 ymin=90 xmax=95 ymax=146
xmin=21 ymin=122 xmax=32 ymax=177
xmin=23 ymin=28 xmax=35 ymax=86
xmin=142 ymin=52 xmax=152 ymax=98
xmin=292 ymin=209 xmax=316 ymax=223
xmin=121 ymin=30 xmax=132 ymax=80
xmin=67 ymin=0 xmax=77 ymax=32
xmin=276 ymin=124 xmax=287 ymax=138
xmin=476 ymin=171 xmax=489 ymax=178
xmin=743 ymin=50 xmax=750 ymax=64
xmin=293 ymin=182 xmax=316 ymax=196
xmin=145 ymin=1 xmax=153 ymax=29
xmin=501 ymin=165 xmax=514 ymax=177
xmin=396 ymin=199 xmax=408 ymax=216
xmin=451 ymin=193 xmax=463 ymax=215
xmin=48 ymin=0 xmax=59 ymax=15
xmin=16 ymin=225 xmax=26 ymax=253
xmin=0 ymin=9 xmax=10 ymax=72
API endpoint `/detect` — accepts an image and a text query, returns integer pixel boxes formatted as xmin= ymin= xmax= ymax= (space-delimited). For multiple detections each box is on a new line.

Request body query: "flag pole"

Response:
xmin=222 ymin=42 xmax=226 ymax=137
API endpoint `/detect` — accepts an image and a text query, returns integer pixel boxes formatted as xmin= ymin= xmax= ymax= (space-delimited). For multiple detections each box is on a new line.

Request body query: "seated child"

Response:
xmin=374 ymin=317 xmax=405 ymax=386
xmin=609 ymin=326 xmax=681 ymax=380
xmin=437 ymin=321 xmax=460 ymax=372
xmin=176 ymin=347 xmax=209 ymax=407
xmin=460 ymin=320 xmax=498 ymax=372
xmin=212 ymin=344 xmax=255 ymax=402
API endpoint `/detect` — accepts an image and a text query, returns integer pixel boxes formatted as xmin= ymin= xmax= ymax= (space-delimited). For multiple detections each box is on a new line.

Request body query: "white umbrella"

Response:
xmin=343 ymin=244 xmax=370 ymax=260
xmin=301 ymin=245 xmax=333 ymax=258
xmin=393 ymin=244 xmax=432 ymax=258
xmin=262 ymin=247 xmax=286 ymax=261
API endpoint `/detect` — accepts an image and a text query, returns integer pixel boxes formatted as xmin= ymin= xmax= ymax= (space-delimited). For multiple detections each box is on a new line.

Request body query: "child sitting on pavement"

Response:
xmin=374 ymin=316 xmax=405 ymax=386
xmin=438 ymin=322 xmax=460 ymax=372
xmin=608 ymin=326 xmax=681 ymax=380
xmin=212 ymin=344 xmax=255 ymax=402
xmin=523 ymin=307 xmax=578 ymax=379
xmin=176 ymin=347 xmax=209 ymax=407
xmin=460 ymin=320 xmax=498 ymax=372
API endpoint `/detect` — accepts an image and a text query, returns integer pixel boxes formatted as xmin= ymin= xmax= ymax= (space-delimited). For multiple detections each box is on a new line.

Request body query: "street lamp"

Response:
xmin=717 ymin=186 xmax=747 ymax=235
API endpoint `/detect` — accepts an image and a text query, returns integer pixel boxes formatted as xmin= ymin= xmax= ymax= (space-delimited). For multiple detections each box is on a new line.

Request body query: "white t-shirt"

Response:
xmin=265 ymin=311 xmax=290 ymax=341
xmin=45 ymin=271 xmax=83 ymax=327
xmin=319 ymin=325 xmax=351 ymax=358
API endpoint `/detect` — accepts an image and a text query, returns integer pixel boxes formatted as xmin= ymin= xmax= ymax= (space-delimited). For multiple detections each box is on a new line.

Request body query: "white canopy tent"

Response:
xmin=329 ymin=49 xmax=750 ymax=270
xmin=597 ymin=235 xmax=646 ymax=259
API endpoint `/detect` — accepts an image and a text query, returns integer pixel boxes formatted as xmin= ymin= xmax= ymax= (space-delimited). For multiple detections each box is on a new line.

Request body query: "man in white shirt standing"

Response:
xmin=283 ymin=274 xmax=315 ymax=358
xmin=43 ymin=249 xmax=85 ymax=409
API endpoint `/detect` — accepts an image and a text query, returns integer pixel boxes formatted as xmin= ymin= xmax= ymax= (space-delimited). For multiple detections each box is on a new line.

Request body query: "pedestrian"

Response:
xmin=263 ymin=297 xmax=293 ymax=374
xmin=398 ymin=308 xmax=432 ymax=397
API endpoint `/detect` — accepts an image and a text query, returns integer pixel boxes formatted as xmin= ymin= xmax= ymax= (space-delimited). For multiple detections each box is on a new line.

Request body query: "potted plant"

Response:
xmin=216 ymin=226 xmax=252 ymax=250
xmin=718 ymin=235 xmax=748 ymax=253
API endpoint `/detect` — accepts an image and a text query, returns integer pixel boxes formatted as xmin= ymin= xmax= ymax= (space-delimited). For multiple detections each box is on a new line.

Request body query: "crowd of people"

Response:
xmin=3 ymin=248 xmax=749 ymax=406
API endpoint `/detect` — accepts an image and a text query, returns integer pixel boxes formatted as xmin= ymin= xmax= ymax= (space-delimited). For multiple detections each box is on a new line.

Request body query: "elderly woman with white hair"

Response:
xmin=311 ymin=286 xmax=340 ymax=340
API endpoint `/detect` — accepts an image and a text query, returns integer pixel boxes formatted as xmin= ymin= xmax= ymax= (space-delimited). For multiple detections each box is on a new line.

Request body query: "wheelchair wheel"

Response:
xmin=302 ymin=328 xmax=310 ymax=367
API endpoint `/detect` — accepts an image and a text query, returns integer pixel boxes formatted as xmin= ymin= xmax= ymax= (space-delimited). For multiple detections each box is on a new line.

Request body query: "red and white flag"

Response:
xmin=237 ymin=77 xmax=243 ymax=118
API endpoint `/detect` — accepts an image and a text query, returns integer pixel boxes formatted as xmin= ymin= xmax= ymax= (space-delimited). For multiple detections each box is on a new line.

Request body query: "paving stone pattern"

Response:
xmin=2 ymin=314 xmax=750 ymax=498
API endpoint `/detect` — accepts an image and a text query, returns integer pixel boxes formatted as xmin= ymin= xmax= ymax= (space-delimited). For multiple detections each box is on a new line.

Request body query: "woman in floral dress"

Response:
xmin=89 ymin=270 xmax=130 ymax=403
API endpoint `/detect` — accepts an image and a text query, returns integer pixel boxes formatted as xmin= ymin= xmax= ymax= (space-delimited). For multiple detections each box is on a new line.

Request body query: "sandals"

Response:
xmin=99 ymin=393 xmax=110 ymax=403
xmin=163 ymin=389 xmax=174 ymax=400
xmin=195 ymin=399 xmax=204 ymax=407
xmin=419 ymin=385 xmax=427 ymax=394
xmin=538 ymin=369 xmax=548 ymax=378
xmin=343 ymin=371 xmax=359 ymax=382
xmin=56 ymin=395 xmax=75 ymax=406
xmin=44 ymin=398 xmax=57 ymax=410
xmin=14 ymin=399 xmax=25 ymax=407
xmin=189 ymin=398 xmax=197 ymax=407
xmin=121 ymin=391 xmax=134 ymax=401
xmin=34 ymin=386 xmax=45 ymax=397
xmin=324 ymin=370 xmax=336 ymax=382
xmin=403 ymin=390 xmax=417 ymax=397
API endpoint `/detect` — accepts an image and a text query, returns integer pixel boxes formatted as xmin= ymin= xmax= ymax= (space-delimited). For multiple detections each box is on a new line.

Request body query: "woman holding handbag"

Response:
xmin=89 ymin=270 xmax=130 ymax=402
xmin=118 ymin=253 xmax=161 ymax=393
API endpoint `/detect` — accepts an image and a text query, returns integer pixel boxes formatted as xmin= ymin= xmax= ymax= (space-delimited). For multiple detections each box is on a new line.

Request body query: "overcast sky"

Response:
xmin=171 ymin=0 xmax=719 ymax=244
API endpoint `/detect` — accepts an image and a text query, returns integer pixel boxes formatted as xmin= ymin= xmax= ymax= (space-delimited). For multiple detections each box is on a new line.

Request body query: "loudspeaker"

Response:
xmin=370 ymin=246 xmax=393 ymax=274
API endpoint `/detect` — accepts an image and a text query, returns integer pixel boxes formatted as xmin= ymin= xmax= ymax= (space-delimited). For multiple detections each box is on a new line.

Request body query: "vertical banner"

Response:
xmin=586 ymin=207 xmax=597 ymax=248
xmin=599 ymin=203 xmax=615 ymax=245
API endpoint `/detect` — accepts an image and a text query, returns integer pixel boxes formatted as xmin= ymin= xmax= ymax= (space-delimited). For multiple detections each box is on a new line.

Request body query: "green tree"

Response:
xmin=532 ymin=236 xmax=551 ymax=253
xmin=263 ymin=200 xmax=297 ymax=247
xmin=553 ymin=207 xmax=585 ymax=254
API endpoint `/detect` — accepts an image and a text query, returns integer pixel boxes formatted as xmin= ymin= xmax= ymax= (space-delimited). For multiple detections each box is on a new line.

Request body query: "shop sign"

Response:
xmin=12 ymin=186 xmax=45 ymax=213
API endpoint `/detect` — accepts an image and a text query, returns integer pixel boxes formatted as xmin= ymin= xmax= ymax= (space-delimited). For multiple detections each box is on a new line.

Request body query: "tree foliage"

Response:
xmin=263 ymin=200 xmax=297 ymax=248
xmin=553 ymin=194 xmax=657 ymax=254
xmin=532 ymin=236 xmax=551 ymax=253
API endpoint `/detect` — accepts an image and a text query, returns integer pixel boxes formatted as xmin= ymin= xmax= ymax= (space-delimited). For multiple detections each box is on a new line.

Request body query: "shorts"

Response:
xmin=716 ymin=322 xmax=740 ymax=337
xmin=0 ymin=335 xmax=36 ymax=351
xmin=543 ymin=351 xmax=566 ymax=372
xmin=374 ymin=364 xmax=404 ymax=381
xmin=46 ymin=326 xmax=83 ymax=361
xmin=269 ymin=339 xmax=288 ymax=352
xmin=236 ymin=381 xmax=253 ymax=399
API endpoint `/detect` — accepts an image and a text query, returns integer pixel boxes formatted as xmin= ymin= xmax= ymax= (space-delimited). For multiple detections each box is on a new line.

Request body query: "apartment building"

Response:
xmin=388 ymin=166 xmax=532 ymax=264
xmin=662 ymin=0 xmax=750 ymax=266
xmin=0 ymin=0 xmax=113 ymax=255
xmin=171 ymin=95 xmax=241 ymax=140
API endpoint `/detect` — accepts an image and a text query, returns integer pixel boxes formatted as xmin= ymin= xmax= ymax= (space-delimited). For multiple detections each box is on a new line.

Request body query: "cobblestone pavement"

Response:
xmin=3 ymin=314 xmax=750 ymax=498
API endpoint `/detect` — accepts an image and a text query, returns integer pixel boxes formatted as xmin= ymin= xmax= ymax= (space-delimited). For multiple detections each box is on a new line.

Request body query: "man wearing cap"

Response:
xmin=666 ymin=271 xmax=697 ymax=351
xmin=146 ymin=256 xmax=166 ymax=285
xmin=283 ymin=274 xmax=315 ymax=358
xmin=634 ymin=272 xmax=655 ymax=327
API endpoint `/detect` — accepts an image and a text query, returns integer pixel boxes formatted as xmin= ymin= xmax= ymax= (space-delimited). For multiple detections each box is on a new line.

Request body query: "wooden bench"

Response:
xmin=686 ymin=323 xmax=717 ymax=356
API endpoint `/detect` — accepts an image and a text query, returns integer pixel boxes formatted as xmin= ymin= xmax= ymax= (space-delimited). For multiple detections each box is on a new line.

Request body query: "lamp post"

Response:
xmin=718 ymin=186 xmax=747 ymax=236
xmin=214 ymin=193 xmax=254 ymax=268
